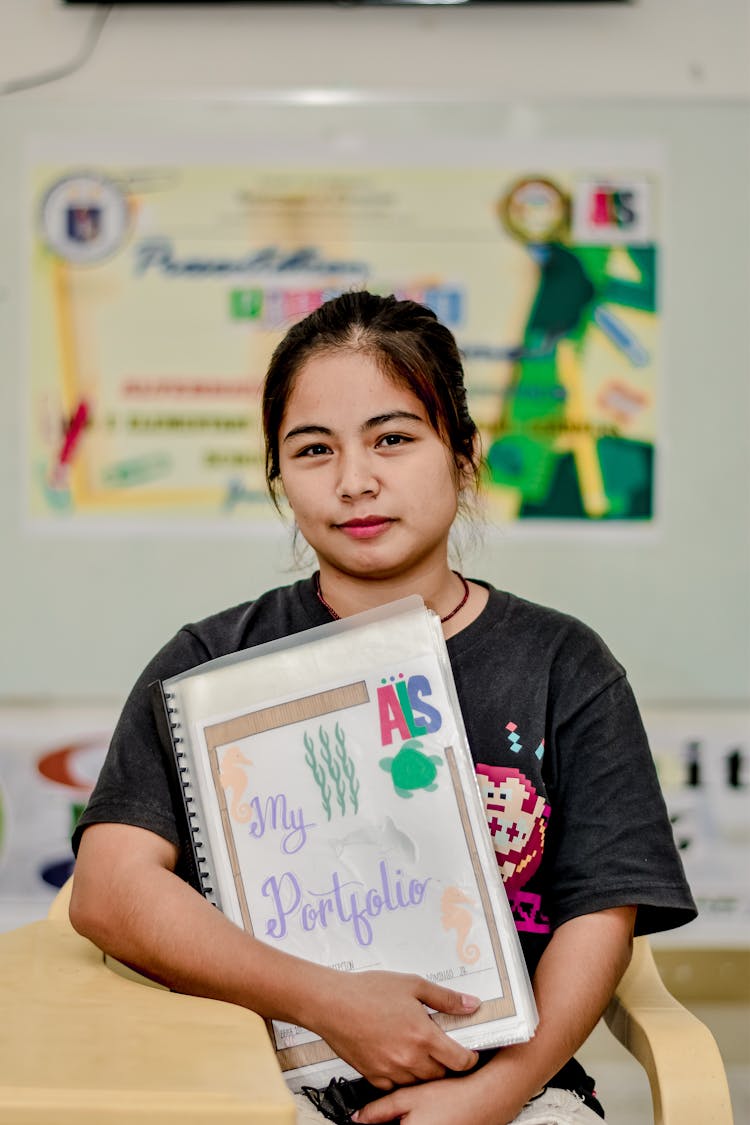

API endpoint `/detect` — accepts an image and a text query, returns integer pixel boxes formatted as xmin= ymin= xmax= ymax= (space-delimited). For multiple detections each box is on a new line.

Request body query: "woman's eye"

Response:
xmin=297 ymin=443 xmax=330 ymax=458
xmin=377 ymin=433 xmax=412 ymax=448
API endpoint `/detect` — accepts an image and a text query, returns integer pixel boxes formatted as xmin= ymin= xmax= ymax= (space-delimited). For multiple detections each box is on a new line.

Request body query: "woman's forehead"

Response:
xmin=282 ymin=349 xmax=428 ymax=423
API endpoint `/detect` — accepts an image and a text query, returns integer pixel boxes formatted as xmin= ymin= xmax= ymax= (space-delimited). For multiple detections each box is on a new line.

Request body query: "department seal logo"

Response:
xmin=498 ymin=177 xmax=571 ymax=245
xmin=40 ymin=172 xmax=130 ymax=264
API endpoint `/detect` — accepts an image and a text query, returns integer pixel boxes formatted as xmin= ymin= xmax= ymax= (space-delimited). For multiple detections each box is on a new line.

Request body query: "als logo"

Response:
xmin=572 ymin=179 xmax=652 ymax=245
xmin=377 ymin=673 xmax=442 ymax=747
xmin=377 ymin=673 xmax=444 ymax=799
xmin=588 ymin=188 xmax=637 ymax=229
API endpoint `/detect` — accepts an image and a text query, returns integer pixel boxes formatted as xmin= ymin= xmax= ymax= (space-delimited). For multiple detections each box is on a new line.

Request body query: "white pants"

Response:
xmin=293 ymin=1085 xmax=604 ymax=1123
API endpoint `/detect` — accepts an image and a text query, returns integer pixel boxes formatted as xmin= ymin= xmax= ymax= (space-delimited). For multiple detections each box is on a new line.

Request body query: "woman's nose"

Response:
xmin=335 ymin=450 xmax=379 ymax=500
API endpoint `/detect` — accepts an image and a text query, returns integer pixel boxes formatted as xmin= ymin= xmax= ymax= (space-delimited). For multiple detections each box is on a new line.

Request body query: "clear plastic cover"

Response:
xmin=163 ymin=596 xmax=538 ymax=1088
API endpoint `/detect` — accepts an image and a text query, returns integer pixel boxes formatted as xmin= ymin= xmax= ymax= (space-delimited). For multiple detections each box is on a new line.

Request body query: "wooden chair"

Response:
xmin=0 ymin=880 xmax=295 ymax=1124
xmin=0 ymin=879 xmax=734 ymax=1124
xmin=604 ymin=937 xmax=734 ymax=1123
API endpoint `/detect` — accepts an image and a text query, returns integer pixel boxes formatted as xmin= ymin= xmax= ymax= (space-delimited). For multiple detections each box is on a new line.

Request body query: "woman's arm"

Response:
xmin=70 ymin=822 xmax=480 ymax=1088
xmin=353 ymin=905 xmax=637 ymax=1125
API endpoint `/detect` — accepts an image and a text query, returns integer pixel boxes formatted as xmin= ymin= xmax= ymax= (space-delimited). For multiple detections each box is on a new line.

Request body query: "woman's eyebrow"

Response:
xmin=362 ymin=411 xmax=425 ymax=431
xmin=282 ymin=411 xmax=424 ymax=443
xmin=282 ymin=424 xmax=333 ymax=443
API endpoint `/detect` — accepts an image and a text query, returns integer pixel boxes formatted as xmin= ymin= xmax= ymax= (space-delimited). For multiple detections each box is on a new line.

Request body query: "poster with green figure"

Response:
xmin=487 ymin=177 xmax=657 ymax=521
xmin=29 ymin=158 xmax=659 ymax=527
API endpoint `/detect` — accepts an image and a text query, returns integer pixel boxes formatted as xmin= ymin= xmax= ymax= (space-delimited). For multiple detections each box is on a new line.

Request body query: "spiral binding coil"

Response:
xmin=165 ymin=689 xmax=216 ymax=902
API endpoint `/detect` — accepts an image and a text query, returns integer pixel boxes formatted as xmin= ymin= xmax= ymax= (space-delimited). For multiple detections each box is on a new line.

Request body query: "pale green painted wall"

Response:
xmin=1 ymin=99 xmax=748 ymax=705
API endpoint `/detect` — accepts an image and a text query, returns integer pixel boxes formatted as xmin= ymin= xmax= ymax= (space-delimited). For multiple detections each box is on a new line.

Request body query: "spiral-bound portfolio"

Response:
xmin=151 ymin=678 xmax=218 ymax=904
xmin=150 ymin=596 xmax=537 ymax=1090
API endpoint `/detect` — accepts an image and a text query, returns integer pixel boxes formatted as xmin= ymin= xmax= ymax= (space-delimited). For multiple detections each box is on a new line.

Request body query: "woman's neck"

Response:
xmin=314 ymin=563 xmax=488 ymax=639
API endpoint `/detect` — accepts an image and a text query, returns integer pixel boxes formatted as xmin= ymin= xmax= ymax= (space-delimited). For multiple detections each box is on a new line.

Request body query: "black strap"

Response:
xmin=300 ymin=1076 xmax=397 ymax=1125
xmin=300 ymin=1055 xmax=604 ymax=1123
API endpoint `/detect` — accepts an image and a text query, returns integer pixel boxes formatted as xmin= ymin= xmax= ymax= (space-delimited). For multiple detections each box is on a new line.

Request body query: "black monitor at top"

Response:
xmin=63 ymin=2 xmax=631 ymax=6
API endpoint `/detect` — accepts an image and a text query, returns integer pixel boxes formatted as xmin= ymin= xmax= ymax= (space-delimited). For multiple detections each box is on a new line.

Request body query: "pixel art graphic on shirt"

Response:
xmin=476 ymin=759 xmax=551 ymax=934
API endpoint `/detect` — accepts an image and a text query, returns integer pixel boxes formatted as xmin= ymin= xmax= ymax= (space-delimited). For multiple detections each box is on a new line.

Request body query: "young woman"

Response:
xmin=71 ymin=292 xmax=695 ymax=1125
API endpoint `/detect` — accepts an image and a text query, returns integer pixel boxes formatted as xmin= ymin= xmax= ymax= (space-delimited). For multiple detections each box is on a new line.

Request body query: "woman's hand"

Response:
xmin=352 ymin=1073 xmax=510 ymax=1125
xmin=309 ymin=970 xmax=480 ymax=1089
xmin=353 ymin=906 xmax=638 ymax=1121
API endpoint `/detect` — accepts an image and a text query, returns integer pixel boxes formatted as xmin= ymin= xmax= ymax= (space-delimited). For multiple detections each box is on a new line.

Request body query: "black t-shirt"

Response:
xmin=74 ymin=577 xmax=696 ymax=976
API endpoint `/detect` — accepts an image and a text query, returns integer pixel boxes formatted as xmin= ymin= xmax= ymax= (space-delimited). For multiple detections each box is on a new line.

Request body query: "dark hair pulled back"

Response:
xmin=262 ymin=290 xmax=480 ymax=506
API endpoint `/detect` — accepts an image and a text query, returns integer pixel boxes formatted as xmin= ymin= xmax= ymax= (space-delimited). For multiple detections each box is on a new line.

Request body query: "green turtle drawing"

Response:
xmin=379 ymin=739 xmax=443 ymax=799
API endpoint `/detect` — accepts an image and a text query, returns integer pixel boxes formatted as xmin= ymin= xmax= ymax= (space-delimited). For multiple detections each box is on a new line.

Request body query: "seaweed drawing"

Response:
xmin=335 ymin=722 xmax=360 ymax=814
xmin=303 ymin=723 xmax=361 ymax=819
xmin=303 ymin=731 xmax=332 ymax=821
xmin=319 ymin=726 xmax=347 ymax=816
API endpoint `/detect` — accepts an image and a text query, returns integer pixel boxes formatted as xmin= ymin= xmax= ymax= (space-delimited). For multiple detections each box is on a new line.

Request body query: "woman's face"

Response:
xmin=278 ymin=349 xmax=462 ymax=584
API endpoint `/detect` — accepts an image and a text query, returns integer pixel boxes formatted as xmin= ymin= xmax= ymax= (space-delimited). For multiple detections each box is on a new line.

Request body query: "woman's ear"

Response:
xmin=456 ymin=432 xmax=483 ymax=492
xmin=275 ymin=473 xmax=290 ymax=509
xmin=470 ymin=430 xmax=484 ymax=475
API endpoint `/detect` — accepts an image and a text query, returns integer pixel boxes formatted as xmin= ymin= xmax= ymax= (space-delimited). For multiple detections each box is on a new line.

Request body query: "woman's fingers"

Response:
xmin=414 ymin=979 xmax=481 ymax=1072
xmin=414 ymin=979 xmax=481 ymax=1018
xmin=313 ymin=970 xmax=480 ymax=1087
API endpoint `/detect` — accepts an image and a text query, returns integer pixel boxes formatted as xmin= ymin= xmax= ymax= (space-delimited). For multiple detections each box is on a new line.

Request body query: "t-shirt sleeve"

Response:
xmin=72 ymin=627 xmax=211 ymax=855
xmin=543 ymin=642 xmax=697 ymax=937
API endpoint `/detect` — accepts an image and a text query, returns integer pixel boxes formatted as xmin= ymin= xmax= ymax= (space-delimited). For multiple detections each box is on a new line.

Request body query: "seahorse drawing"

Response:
xmin=219 ymin=745 xmax=253 ymax=823
xmin=441 ymin=886 xmax=480 ymax=965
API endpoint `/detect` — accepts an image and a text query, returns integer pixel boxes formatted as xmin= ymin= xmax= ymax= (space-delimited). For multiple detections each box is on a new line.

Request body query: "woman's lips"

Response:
xmin=336 ymin=517 xmax=395 ymax=540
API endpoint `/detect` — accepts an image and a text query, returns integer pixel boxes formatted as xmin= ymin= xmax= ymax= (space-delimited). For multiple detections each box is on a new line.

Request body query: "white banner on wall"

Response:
xmin=1 ymin=705 xmax=746 ymax=945
xmin=0 ymin=707 xmax=115 ymax=932
xmin=646 ymin=710 xmax=750 ymax=949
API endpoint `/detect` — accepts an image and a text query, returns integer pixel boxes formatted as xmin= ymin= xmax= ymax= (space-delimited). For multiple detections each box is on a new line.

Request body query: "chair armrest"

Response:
xmin=46 ymin=875 xmax=73 ymax=921
xmin=0 ymin=919 xmax=295 ymax=1123
xmin=604 ymin=937 xmax=733 ymax=1125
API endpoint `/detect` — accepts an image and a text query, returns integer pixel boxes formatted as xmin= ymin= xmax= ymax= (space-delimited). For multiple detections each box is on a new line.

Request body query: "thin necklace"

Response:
xmin=314 ymin=570 xmax=470 ymax=625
